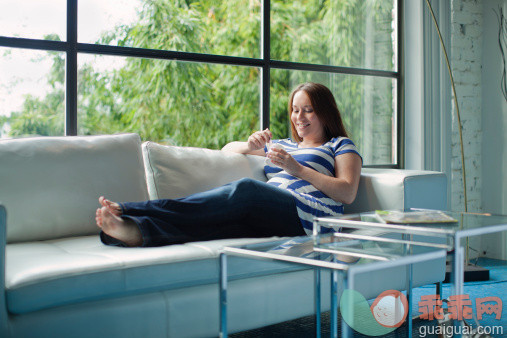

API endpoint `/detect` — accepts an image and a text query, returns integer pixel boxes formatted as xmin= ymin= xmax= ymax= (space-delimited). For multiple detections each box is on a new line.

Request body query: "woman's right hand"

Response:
xmin=247 ymin=129 xmax=272 ymax=151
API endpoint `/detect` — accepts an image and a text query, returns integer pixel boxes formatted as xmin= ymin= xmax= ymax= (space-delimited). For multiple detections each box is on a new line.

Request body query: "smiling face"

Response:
xmin=290 ymin=90 xmax=325 ymax=145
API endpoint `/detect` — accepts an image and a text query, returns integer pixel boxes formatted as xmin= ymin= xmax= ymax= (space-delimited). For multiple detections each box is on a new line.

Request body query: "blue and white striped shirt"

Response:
xmin=264 ymin=137 xmax=361 ymax=234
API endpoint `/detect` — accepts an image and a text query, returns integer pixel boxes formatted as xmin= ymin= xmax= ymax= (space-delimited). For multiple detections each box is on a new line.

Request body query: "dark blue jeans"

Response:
xmin=100 ymin=178 xmax=305 ymax=247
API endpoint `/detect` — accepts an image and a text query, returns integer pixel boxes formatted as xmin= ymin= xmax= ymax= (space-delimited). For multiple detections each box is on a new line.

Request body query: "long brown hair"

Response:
xmin=288 ymin=82 xmax=348 ymax=143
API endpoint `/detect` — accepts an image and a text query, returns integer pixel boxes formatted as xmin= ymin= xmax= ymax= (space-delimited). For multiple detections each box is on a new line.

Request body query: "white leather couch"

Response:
xmin=0 ymin=133 xmax=448 ymax=338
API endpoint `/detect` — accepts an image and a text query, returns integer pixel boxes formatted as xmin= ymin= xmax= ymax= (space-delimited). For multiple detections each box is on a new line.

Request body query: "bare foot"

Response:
xmin=99 ymin=196 xmax=122 ymax=216
xmin=97 ymin=207 xmax=142 ymax=247
xmin=96 ymin=208 xmax=104 ymax=227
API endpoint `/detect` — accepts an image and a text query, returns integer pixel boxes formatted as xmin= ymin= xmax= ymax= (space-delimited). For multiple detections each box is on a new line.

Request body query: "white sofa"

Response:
xmin=0 ymin=133 xmax=448 ymax=338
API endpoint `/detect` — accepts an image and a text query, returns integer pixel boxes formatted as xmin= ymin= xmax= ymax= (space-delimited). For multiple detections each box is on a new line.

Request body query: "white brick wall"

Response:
xmin=450 ymin=0 xmax=483 ymax=212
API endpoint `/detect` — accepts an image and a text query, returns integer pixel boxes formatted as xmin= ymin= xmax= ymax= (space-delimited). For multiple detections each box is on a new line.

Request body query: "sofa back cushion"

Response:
xmin=0 ymin=134 xmax=149 ymax=243
xmin=142 ymin=142 xmax=266 ymax=199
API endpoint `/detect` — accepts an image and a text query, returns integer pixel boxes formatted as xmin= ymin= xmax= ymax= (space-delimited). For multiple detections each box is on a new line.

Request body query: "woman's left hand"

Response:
xmin=267 ymin=148 xmax=303 ymax=176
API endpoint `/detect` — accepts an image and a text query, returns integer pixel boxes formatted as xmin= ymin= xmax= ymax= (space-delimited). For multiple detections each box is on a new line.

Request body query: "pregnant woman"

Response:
xmin=96 ymin=82 xmax=362 ymax=247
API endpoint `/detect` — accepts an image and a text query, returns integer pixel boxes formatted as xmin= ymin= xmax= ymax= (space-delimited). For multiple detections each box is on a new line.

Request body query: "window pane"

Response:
xmin=0 ymin=0 xmax=66 ymax=41
xmin=78 ymin=54 xmax=260 ymax=149
xmin=78 ymin=0 xmax=261 ymax=59
xmin=0 ymin=48 xmax=65 ymax=138
xmin=270 ymin=70 xmax=397 ymax=165
xmin=271 ymin=0 xmax=397 ymax=71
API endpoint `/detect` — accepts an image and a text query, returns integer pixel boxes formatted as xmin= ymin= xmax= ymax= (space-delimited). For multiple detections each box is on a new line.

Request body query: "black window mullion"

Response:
xmin=398 ymin=0 xmax=404 ymax=168
xmin=260 ymin=0 xmax=270 ymax=130
xmin=0 ymin=36 xmax=67 ymax=52
xmin=270 ymin=60 xmax=398 ymax=79
xmin=65 ymin=0 xmax=78 ymax=136
xmin=77 ymin=43 xmax=264 ymax=67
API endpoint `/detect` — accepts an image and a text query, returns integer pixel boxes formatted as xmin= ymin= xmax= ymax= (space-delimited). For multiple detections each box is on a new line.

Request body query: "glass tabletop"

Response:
xmin=314 ymin=210 xmax=507 ymax=238
xmin=222 ymin=234 xmax=445 ymax=272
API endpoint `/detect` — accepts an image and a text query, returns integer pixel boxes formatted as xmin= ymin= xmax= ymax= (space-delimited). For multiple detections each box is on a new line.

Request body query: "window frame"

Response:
xmin=0 ymin=0 xmax=403 ymax=168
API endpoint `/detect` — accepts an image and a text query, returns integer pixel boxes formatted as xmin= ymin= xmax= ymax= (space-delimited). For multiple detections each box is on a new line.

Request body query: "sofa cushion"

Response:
xmin=6 ymin=235 xmax=446 ymax=316
xmin=0 ymin=134 xmax=149 ymax=243
xmin=5 ymin=236 xmax=299 ymax=314
xmin=345 ymin=168 xmax=447 ymax=214
xmin=142 ymin=142 xmax=267 ymax=199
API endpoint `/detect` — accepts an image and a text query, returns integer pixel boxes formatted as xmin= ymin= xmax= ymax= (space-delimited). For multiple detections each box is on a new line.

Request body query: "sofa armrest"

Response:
xmin=345 ymin=168 xmax=447 ymax=214
xmin=0 ymin=204 xmax=7 ymax=336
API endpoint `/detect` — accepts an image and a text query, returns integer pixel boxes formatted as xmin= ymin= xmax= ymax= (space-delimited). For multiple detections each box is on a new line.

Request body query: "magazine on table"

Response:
xmin=374 ymin=210 xmax=458 ymax=224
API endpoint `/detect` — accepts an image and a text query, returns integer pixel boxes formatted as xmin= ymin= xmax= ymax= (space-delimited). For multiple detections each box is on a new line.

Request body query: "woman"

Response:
xmin=96 ymin=82 xmax=362 ymax=247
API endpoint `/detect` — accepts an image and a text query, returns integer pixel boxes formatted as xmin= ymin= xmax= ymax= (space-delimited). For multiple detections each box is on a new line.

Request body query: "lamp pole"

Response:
xmin=425 ymin=0 xmax=468 ymax=213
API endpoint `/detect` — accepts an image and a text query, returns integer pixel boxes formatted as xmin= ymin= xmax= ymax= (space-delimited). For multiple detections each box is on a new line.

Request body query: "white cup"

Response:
xmin=265 ymin=141 xmax=284 ymax=166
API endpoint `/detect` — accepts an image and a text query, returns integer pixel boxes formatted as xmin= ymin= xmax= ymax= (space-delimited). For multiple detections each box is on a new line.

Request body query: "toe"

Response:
xmin=101 ymin=206 xmax=112 ymax=218
xmin=104 ymin=199 xmax=113 ymax=208
xmin=96 ymin=208 xmax=103 ymax=227
xmin=99 ymin=196 xmax=109 ymax=208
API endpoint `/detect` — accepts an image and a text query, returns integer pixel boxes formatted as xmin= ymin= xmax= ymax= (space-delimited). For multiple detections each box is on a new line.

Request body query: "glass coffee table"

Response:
xmin=313 ymin=210 xmax=507 ymax=297
xmin=314 ymin=210 xmax=507 ymax=336
xmin=219 ymin=234 xmax=447 ymax=338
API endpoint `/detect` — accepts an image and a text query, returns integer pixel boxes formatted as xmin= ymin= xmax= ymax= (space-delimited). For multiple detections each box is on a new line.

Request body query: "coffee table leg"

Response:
xmin=407 ymin=263 xmax=413 ymax=337
xmin=340 ymin=275 xmax=351 ymax=338
xmin=453 ymin=244 xmax=465 ymax=296
xmin=452 ymin=239 xmax=466 ymax=336
xmin=330 ymin=269 xmax=338 ymax=338
xmin=331 ymin=269 xmax=350 ymax=338
xmin=314 ymin=268 xmax=321 ymax=338
xmin=403 ymin=234 xmax=413 ymax=337
xmin=219 ymin=253 xmax=228 ymax=338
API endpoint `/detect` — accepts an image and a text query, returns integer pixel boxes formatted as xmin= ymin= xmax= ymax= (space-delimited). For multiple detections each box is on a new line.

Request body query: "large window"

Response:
xmin=0 ymin=0 xmax=400 ymax=166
